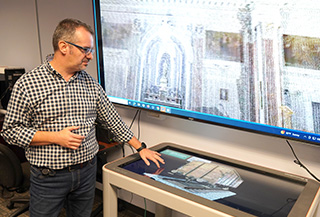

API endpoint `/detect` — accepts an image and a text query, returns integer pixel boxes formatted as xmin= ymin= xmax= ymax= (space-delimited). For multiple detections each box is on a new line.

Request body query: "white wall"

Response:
xmin=36 ymin=0 xmax=97 ymax=79
xmin=0 ymin=0 xmax=97 ymax=79
xmin=0 ymin=0 xmax=40 ymax=71
xmin=1 ymin=0 xmax=320 ymax=216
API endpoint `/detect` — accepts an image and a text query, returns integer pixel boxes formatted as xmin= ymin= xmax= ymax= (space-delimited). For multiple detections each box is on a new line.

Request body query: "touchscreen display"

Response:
xmin=122 ymin=148 xmax=304 ymax=216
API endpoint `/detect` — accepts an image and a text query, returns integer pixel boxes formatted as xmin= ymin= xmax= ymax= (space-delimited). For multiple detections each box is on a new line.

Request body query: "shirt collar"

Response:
xmin=45 ymin=54 xmax=83 ymax=81
xmin=45 ymin=54 xmax=60 ymax=77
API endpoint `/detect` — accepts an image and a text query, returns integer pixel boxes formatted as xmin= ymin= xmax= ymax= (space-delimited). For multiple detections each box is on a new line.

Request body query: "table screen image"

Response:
xmin=122 ymin=148 xmax=304 ymax=217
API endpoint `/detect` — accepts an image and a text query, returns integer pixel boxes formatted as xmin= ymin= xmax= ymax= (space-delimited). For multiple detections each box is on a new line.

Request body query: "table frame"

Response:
xmin=103 ymin=143 xmax=320 ymax=217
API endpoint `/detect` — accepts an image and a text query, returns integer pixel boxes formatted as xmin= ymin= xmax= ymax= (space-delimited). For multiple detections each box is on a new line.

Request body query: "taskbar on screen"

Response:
xmin=109 ymin=96 xmax=320 ymax=145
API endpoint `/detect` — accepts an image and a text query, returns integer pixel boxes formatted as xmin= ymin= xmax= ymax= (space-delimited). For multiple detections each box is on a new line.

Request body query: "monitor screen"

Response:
xmin=106 ymin=143 xmax=320 ymax=217
xmin=0 ymin=68 xmax=25 ymax=109
xmin=93 ymin=0 xmax=320 ymax=145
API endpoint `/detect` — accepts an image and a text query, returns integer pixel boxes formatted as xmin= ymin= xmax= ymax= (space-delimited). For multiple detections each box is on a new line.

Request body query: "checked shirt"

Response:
xmin=1 ymin=54 xmax=133 ymax=169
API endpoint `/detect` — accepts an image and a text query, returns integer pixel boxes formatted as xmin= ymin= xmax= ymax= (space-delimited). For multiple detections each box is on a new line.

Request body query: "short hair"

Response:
xmin=52 ymin=18 xmax=94 ymax=51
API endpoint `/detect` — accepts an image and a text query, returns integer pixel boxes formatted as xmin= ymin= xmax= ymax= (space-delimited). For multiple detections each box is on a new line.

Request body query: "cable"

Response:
xmin=0 ymin=87 xmax=10 ymax=101
xmin=129 ymin=109 xmax=141 ymax=130
xmin=137 ymin=109 xmax=141 ymax=140
xmin=144 ymin=198 xmax=147 ymax=217
xmin=286 ymin=140 xmax=320 ymax=182
xmin=123 ymin=109 xmax=142 ymax=156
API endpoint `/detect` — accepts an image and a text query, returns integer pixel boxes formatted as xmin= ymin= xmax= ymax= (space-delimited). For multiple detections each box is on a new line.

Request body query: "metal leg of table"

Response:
xmin=103 ymin=183 xmax=118 ymax=217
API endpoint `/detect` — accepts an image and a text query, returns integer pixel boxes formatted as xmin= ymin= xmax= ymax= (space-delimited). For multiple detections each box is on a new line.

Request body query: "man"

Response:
xmin=1 ymin=18 xmax=164 ymax=217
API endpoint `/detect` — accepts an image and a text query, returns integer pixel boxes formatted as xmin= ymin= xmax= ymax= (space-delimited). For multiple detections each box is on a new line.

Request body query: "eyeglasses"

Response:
xmin=64 ymin=41 xmax=95 ymax=55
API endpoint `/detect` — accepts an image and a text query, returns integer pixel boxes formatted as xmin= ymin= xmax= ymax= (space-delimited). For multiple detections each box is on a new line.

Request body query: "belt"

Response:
xmin=34 ymin=157 xmax=96 ymax=176
xmin=63 ymin=157 xmax=95 ymax=171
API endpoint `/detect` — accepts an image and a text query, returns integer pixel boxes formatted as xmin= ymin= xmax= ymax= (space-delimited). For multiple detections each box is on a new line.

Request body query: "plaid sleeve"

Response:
xmin=96 ymin=83 xmax=134 ymax=143
xmin=0 ymin=80 xmax=37 ymax=148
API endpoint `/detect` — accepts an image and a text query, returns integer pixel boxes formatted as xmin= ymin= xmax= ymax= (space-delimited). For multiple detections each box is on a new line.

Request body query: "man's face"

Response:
xmin=67 ymin=27 xmax=94 ymax=72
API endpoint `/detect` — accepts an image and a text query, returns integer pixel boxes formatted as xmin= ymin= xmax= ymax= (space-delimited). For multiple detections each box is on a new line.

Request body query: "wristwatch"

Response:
xmin=136 ymin=142 xmax=147 ymax=152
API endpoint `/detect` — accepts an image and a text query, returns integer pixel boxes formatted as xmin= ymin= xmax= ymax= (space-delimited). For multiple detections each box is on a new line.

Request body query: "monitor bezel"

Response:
xmin=104 ymin=142 xmax=320 ymax=217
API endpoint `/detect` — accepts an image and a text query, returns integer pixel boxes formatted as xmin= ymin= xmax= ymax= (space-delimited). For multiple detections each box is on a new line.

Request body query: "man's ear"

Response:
xmin=58 ymin=41 xmax=68 ymax=55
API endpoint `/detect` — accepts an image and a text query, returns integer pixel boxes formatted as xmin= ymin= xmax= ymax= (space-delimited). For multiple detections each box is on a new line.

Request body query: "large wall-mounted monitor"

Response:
xmin=105 ymin=143 xmax=320 ymax=216
xmin=93 ymin=0 xmax=320 ymax=145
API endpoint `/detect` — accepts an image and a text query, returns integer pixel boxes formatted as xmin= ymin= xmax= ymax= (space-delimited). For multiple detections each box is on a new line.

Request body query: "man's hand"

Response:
xmin=55 ymin=126 xmax=85 ymax=149
xmin=139 ymin=148 xmax=165 ymax=168
xmin=31 ymin=126 xmax=85 ymax=149
xmin=127 ymin=137 xmax=165 ymax=168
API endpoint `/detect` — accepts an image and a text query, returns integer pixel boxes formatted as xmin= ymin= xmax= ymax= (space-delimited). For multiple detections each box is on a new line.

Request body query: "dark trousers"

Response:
xmin=29 ymin=157 xmax=97 ymax=217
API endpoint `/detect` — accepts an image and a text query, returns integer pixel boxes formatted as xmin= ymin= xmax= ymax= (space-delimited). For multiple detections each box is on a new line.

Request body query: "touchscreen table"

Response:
xmin=103 ymin=143 xmax=320 ymax=217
